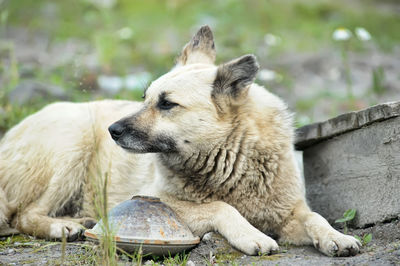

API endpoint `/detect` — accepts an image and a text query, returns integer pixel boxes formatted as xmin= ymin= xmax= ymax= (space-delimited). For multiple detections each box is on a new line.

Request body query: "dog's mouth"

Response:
xmin=116 ymin=141 xmax=150 ymax=154
xmin=114 ymin=133 xmax=177 ymax=154
xmin=109 ymin=122 xmax=177 ymax=153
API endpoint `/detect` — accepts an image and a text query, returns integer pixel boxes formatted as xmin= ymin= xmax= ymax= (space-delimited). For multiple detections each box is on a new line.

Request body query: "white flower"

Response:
xmin=117 ymin=27 xmax=134 ymax=40
xmin=355 ymin=27 xmax=371 ymax=41
xmin=86 ymin=0 xmax=116 ymax=9
xmin=258 ymin=69 xmax=281 ymax=82
xmin=98 ymin=75 xmax=123 ymax=94
xmin=332 ymin=28 xmax=352 ymax=41
xmin=264 ymin=33 xmax=281 ymax=46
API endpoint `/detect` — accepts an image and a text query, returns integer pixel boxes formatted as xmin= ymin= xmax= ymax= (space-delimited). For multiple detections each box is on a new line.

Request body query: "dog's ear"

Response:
xmin=212 ymin=54 xmax=259 ymax=101
xmin=176 ymin=25 xmax=216 ymax=66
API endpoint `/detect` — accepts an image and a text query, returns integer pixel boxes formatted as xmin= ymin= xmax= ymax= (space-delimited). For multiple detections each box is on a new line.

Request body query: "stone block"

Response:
xmin=296 ymin=102 xmax=400 ymax=227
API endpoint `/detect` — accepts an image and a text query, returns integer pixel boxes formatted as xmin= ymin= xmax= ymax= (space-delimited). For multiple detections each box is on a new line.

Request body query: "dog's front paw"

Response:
xmin=49 ymin=221 xmax=84 ymax=241
xmin=229 ymin=229 xmax=279 ymax=255
xmin=316 ymin=231 xmax=361 ymax=257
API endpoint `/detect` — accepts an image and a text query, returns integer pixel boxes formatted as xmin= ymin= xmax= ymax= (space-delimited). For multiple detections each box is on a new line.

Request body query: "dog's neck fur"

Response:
xmin=158 ymin=114 xmax=279 ymax=202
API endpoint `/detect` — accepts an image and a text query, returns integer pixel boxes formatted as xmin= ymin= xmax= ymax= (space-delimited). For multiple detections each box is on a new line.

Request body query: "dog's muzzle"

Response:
xmin=108 ymin=121 xmax=177 ymax=153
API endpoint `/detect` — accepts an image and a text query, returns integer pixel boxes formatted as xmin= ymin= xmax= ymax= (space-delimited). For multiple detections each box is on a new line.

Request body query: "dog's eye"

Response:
xmin=158 ymin=99 xmax=178 ymax=110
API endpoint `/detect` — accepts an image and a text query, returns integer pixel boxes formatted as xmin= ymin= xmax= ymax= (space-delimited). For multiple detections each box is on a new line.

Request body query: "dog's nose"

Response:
xmin=108 ymin=123 xmax=125 ymax=140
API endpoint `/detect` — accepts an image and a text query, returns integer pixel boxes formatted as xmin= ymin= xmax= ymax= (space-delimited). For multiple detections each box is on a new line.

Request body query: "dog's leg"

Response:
xmin=16 ymin=205 xmax=84 ymax=241
xmin=164 ymin=198 xmax=279 ymax=255
xmin=0 ymin=187 xmax=12 ymax=227
xmin=15 ymin=167 xmax=88 ymax=241
xmin=16 ymin=206 xmax=86 ymax=242
xmin=0 ymin=187 xmax=20 ymax=236
xmin=279 ymin=201 xmax=361 ymax=256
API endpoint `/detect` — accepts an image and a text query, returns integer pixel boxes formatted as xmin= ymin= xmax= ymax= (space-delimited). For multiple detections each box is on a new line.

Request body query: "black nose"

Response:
xmin=108 ymin=123 xmax=125 ymax=141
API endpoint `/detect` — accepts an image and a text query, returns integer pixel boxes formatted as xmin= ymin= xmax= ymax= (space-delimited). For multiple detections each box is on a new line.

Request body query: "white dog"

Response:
xmin=0 ymin=26 xmax=361 ymax=256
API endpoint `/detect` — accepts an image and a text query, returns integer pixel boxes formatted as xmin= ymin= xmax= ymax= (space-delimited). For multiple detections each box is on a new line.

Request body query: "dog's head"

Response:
xmin=109 ymin=26 xmax=259 ymax=155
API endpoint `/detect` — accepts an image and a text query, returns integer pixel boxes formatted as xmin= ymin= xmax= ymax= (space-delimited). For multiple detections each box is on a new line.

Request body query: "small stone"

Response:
xmin=202 ymin=232 xmax=213 ymax=241
xmin=186 ymin=260 xmax=195 ymax=266
xmin=7 ymin=248 xmax=15 ymax=254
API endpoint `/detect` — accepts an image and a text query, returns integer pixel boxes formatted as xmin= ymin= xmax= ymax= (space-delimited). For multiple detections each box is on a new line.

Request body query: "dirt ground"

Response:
xmin=189 ymin=220 xmax=400 ymax=265
xmin=1 ymin=219 xmax=399 ymax=265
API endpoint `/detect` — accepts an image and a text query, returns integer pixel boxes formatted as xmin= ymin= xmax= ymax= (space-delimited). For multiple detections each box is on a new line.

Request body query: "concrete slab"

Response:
xmin=295 ymin=102 xmax=400 ymax=227
xmin=295 ymin=101 xmax=400 ymax=150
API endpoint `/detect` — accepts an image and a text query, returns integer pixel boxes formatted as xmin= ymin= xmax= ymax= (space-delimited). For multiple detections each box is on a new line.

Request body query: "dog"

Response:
xmin=0 ymin=26 xmax=361 ymax=256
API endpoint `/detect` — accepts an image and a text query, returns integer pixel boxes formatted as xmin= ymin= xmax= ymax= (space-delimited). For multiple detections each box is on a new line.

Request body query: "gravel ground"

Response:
xmin=1 ymin=219 xmax=399 ymax=265
xmin=188 ymin=220 xmax=400 ymax=265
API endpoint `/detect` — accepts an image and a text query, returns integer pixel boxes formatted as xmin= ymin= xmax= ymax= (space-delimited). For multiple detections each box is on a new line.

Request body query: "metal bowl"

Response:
xmin=84 ymin=195 xmax=200 ymax=256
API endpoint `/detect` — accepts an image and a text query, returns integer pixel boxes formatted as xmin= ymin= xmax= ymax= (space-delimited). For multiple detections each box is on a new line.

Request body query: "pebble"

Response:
xmin=7 ymin=248 xmax=15 ymax=254
xmin=202 ymin=232 xmax=213 ymax=241
xmin=186 ymin=260 xmax=195 ymax=266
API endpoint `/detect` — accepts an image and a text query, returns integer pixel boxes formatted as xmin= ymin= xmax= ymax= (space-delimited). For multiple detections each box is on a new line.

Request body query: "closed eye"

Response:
xmin=157 ymin=98 xmax=179 ymax=110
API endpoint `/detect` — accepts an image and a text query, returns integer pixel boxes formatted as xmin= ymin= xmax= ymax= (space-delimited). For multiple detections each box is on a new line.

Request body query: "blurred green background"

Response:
xmin=1 ymin=0 xmax=399 ymax=133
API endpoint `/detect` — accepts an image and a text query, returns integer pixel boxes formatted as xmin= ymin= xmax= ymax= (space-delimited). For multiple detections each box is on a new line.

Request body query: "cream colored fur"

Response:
xmin=0 ymin=26 xmax=360 ymax=256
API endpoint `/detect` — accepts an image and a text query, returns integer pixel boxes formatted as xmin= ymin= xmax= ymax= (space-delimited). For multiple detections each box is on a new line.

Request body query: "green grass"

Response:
xmin=4 ymin=0 xmax=400 ymax=67
xmin=335 ymin=208 xmax=357 ymax=234
xmin=335 ymin=209 xmax=373 ymax=247
xmin=1 ymin=0 xmax=399 ymax=130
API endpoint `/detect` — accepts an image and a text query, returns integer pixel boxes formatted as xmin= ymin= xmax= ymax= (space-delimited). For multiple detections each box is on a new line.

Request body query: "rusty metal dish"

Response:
xmin=84 ymin=195 xmax=200 ymax=256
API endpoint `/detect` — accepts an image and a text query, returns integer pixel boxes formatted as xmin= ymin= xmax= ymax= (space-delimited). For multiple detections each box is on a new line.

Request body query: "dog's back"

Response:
xmin=0 ymin=100 xmax=152 ymax=237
